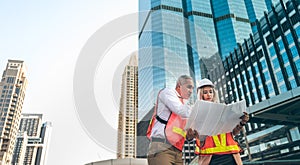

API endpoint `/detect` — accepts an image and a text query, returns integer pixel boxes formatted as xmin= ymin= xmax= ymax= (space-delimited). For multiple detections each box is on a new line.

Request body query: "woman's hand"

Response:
xmin=233 ymin=112 xmax=250 ymax=135
xmin=186 ymin=128 xmax=199 ymax=140
xmin=240 ymin=112 xmax=249 ymax=125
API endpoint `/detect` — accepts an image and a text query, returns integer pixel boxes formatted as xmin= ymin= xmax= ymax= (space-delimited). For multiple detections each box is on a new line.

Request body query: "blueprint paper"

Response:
xmin=185 ymin=100 xmax=247 ymax=136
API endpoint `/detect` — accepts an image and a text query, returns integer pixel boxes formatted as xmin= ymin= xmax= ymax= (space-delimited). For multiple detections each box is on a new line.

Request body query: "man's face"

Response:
xmin=179 ymin=79 xmax=194 ymax=99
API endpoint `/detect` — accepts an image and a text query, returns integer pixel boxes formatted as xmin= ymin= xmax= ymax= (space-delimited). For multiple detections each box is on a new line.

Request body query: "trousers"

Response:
xmin=147 ymin=141 xmax=183 ymax=165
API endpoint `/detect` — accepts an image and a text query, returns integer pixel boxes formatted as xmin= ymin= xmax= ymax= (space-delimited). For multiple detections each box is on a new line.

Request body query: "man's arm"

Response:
xmin=159 ymin=88 xmax=191 ymax=118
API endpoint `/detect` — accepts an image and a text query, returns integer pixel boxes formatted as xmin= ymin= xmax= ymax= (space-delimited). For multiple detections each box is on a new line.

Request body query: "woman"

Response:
xmin=196 ymin=78 xmax=249 ymax=165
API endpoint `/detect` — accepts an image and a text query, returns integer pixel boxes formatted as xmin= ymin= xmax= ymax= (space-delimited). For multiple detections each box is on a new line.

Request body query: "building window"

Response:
xmin=290 ymin=79 xmax=297 ymax=89
xmin=6 ymin=77 xmax=15 ymax=84
xmin=253 ymin=92 xmax=258 ymax=103
xmin=286 ymin=32 xmax=294 ymax=45
xmin=269 ymin=45 xmax=276 ymax=57
xmin=260 ymin=87 xmax=265 ymax=99
xmin=286 ymin=65 xmax=293 ymax=78
xmin=261 ymin=59 xmax=267 ymax=69
xmin=291 ymin=46 xmax=298 ymax=58
xmin=267 ymin=83 xmax=274 ymax=94
xmin=296 ymin=26 xmax=300 ymax=38
xmin=290 ymin=127 xmax=300 ymax=142
xmin=279 ymin=84 xmax=287 ymax=93
xmin=254 ymin=64 xmax=259 ymax=75
xmin=264 ymin=72 xmax=270 ymax=81
xmin=272 ymin=58 xmax=280 ymax=69
xmin=251 ymin=80 xmax=256 ymax=90
xmin=276 ymin=71 xmax=284 ymax=82
xmin=295 ymin=59 xmax=300 ymax=72
xmin=277 ymin=39 xmax=284 ymax=51
xmin=282 ymin=52 xmax=289 ymax=64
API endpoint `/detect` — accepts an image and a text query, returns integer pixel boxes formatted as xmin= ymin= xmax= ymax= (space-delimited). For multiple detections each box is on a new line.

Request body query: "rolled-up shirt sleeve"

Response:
xmin=159 ymin=88 xmax=191 ymax=118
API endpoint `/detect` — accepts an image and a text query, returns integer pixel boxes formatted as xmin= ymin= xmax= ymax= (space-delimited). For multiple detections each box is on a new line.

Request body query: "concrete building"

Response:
xmin=11 ymin=114 xmax=52 ymax=165
xmin=117 ymin=53 xmax=138 ymax=158
xmin=11 ymin=133 xmax=27 ymax=165
xmin=0 ymin=60 xmax=28 ymax=165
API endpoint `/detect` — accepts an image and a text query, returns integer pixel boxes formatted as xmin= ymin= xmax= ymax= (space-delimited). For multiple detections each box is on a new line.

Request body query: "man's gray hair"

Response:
xmin=176 ymin=75 xmax=193 ymax=87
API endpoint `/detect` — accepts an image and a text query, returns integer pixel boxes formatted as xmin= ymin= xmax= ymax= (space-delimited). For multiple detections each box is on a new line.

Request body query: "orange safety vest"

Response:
xmin=146 ymin=89 xmax=187 ymax=151
xmin=165 ymin=113 xmax=187 ymax=150
xmin=196 ymin=133 xmax=240 ymax=155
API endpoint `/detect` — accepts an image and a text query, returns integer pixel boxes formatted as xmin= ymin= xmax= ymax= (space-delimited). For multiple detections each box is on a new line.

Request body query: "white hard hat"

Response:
xmin=197 ymin=78 xmax=214 ymax=89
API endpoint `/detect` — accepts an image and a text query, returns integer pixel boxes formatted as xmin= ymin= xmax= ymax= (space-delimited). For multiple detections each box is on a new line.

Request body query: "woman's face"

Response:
xmin=201 ymin=86 xmax=214 ymax=102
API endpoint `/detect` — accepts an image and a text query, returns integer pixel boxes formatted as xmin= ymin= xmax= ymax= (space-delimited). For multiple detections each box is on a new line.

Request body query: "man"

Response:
xmin=147 ymin=75 xmax=196 ymax=165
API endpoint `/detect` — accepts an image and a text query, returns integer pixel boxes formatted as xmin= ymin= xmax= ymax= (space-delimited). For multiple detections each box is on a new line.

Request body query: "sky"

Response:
xmin=0 ymin=1 xmax=138 ymax=165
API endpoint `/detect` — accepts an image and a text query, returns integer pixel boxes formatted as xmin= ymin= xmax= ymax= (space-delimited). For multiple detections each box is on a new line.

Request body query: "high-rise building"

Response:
xmin=35 ymin=121 xmax=52 ymax=165
xmin=12 ymin=114 xmax=52 ymax=165
xmin=212 ymin=0 xmax=289 ymax=58
xmin=245 ymin=0 xmax=289 ymax=33
xmin=0 ymin=60 xmax=28 ymax=165
xmin=139 ymin=0 xmax=299 ymax=163
xmin=18 ymin=114 xmax=43 ymax=137
xmin=211 ymin=0 xmax=252 ymax=59
xmin=207 ymin=0 xmax=300 ymax=161
xmin=139 ymin=1 xmax=201 ymax=120
xmin=138 ymin=0 xmax=280 ymax=121
xmin=11 ymin=133 xmax=27 ymax=165
xmin=117 ymin=53 xmax=138 ymax=158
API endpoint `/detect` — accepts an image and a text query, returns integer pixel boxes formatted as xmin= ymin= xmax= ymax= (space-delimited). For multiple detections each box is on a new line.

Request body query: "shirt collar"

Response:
xmin=175 ymin=89 xmax=183 ymax=99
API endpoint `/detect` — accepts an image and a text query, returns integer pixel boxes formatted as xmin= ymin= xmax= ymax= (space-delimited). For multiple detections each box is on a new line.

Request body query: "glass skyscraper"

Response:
xmin=212 ymin=0 xmax=252 ymax=59
xmin=139 ymin=1 xmax=201 ymax=120
xmin=212 ymin=0 xmax=300 ymax=106
xmin=207 ymin=0 xmax=300 ymax=161
xmin=213 ymin=0 xmax=289 ymax=59
xmin=139 ymin=0 xmax=278 ymax=120
xmin=139 ymin=0 xmax=300 ymax=162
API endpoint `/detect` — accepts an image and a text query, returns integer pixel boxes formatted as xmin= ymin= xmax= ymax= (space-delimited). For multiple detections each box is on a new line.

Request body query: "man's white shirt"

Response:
xmin=150 ymin=88 xmax=191 ymax=139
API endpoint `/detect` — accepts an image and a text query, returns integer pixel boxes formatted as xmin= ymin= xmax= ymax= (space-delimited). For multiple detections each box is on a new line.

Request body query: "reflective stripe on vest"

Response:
xmin=200 ymin=133 xmax=240 ymax=155
xmin=172 ymin=126 xmax=186 ymax=137
xmin=195 ymin=138 xmax=201 ymax=154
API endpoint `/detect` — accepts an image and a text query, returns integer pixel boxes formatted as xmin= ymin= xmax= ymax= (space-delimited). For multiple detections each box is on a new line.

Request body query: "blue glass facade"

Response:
xmin=222 ymin=0 xmax=300 ymax=104
xmin=212 ymin=0 xmax=253 ymax=60
xmin=208 ymin=0 xmax=300 ymax=160
xmin=245 ymin=0 xmax=268 ymax=33
xmin=138 ymin=0 xmax=279 ymax=120
xmin=211 ymin=0 xmax=290 ymax=59
xmin=209 ymin=0 xmax=300 ymax=105
xmin=139 ymin=1 xmax=200 ymax=120
xmin=139 ymin=0 xmax=300 ymax=161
